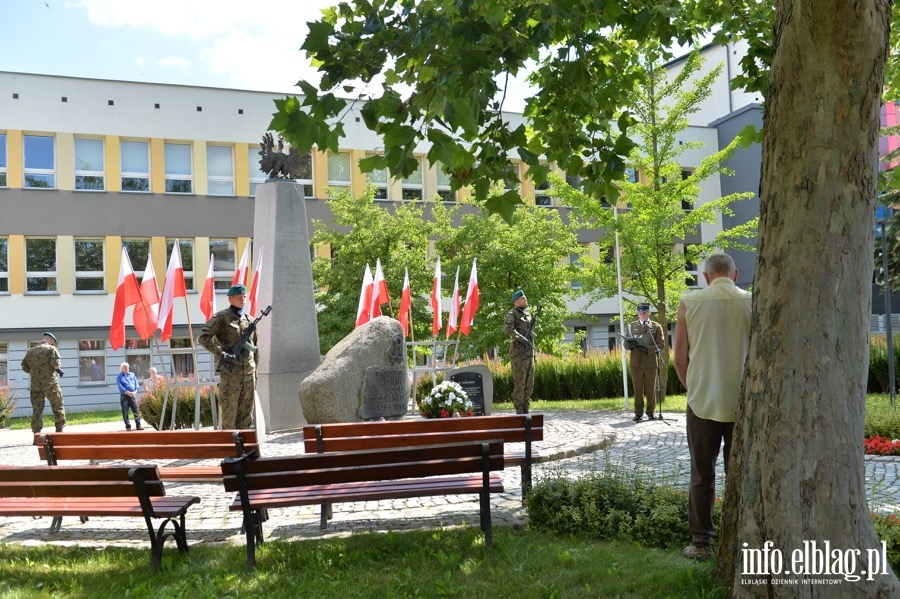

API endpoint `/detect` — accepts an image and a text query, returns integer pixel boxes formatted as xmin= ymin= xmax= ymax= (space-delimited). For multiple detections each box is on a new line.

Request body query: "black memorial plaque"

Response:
xmin=449 ymin=371 xmax=486 ymax=416
xmin=362 ymin=365 xmax=408 ymax=420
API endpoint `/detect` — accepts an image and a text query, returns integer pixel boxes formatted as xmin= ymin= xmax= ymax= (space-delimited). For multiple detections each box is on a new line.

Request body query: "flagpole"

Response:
xmin=614 ymin=207 xmax=629 ymax=411
xmin=182 ymin=294 xmax=195 ymax=348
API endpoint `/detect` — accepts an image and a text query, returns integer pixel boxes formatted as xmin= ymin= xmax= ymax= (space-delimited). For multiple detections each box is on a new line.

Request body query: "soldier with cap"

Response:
xmin=21 ymin=332 xmax=66 ymax=433
xmin=624 ymin=303 xmax=666 ymax=422
xmin=198 ymin=284 xmax=258 ymax=429
xmin=504 ymin=289 xmax=535 ymax=414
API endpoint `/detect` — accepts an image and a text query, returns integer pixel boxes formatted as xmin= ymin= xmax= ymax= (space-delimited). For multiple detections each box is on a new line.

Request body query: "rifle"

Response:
xmin=221 ymin=305 xmax=273 ymax=373
xmin=521 ymin=304 xmax=543 ymax=347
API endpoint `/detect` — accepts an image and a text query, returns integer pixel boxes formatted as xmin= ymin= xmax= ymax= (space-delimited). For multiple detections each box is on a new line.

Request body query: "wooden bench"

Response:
xmin=302 ymin=413 xmax=543 ymax=494
xmin=36 ymin=429 xmax=259 ymax=482
xmin=222 ymin=440 xmax=505 ymax=572
xmin=0 ymin=464 xmax=200 ymax=571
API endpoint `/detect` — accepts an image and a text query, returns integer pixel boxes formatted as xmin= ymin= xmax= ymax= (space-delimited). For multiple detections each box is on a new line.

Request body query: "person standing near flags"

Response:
xmin=21 ymin=332 xmax=66 ymax=433
xmin=504 ymin=289 xmax=535 ymax=414
xmin=116 ymin=362 xmax=143 ymax=431
xmin=198 ymin=284 xmax=258 ymax=429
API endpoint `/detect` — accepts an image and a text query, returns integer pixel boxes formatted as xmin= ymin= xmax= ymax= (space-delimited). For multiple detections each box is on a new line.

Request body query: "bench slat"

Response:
xmin=0 ymin=496 xmax=199 ymax=518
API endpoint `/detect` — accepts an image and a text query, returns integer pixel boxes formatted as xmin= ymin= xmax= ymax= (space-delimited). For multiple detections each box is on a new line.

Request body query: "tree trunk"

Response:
xmin=718 ymin=1 xmax=899 ymax=597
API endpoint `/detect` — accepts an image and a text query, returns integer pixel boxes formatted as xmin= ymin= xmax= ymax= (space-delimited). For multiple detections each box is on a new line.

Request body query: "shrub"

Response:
xmin=0 ymin=381 xmax=16 ymax=427
xmin=869 ymin=334 xmax=900 ymax=394
xmin=871 ymin=513 xmax=900 ymax=572
xmin=140 ymin=377 xmax=214 ymax=430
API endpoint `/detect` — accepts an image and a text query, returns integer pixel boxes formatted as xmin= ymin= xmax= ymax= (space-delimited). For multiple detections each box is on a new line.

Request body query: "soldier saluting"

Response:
xmin=21 ymin=331 xmax=66 ymax=433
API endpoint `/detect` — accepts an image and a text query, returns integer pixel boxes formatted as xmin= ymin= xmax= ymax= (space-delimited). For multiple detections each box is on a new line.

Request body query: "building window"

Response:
xmin=74 ymin=238 xmax=105 ymax=292
xmin=365 ymin=153 xmax=389 ymax=200
xmin=684 ymin=243 xmax=699 ymax=288
xmin=124 ymin=339 xmax=151 ymax=380
xmin=0 ymin=341 xmax=7 ymax=381
xmin=327 ymin=151 xmax=352 ymax=197
xmin=248 ymin=146 xmax=266 ymax=197
xmin=0 ymin=133 xmax=7 ymax=187
xmin=25 ymin=237 xmax=57 ymax=293
xmin=625 ymin=168 xmax=639 ymax=183
xmin=436 ymin=163 xmax=456 ymax=203
xmin=535 ymin=181 xmax=552 ymax=206
xmin=207 ymin=145 xmax=234 ymax=196
xmin=565 ymin=174 xmax=582 ymax=190
xmin=169 ymin=338 xmax=195 ymax=377
xmin=74 ymin=137 xmax=105 ymax=190
xmin=681 ymin=168 xmax=694 ymax=211
xmin=121 ymin=140 xmax=150 ymax=192
xmin=122 ymin=238 xmax=150 ymax=279
xmin=164 ymin=142 xmax=193 ymax=194
xmin=167 ymin=239 xmax=194 ymax=291
xmin=401 ymin=157 xmax=423 ymax=201
xmin=0 ymin=237 xmax=7 ymax=293
xmin=78 ymin=339 xmax=107 ymax=384
xmin=23 ymin=135 xmax=55 ymax=188
xmin=297 ymin=151 xmax=314 ymax=199
xmin=209 ymin=239 xmax=236 ymax=290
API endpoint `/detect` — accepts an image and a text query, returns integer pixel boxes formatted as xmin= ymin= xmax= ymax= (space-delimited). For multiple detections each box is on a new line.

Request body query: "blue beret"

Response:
xmin=227 ymin=284 xmax=247 ymax=296
xmin=511 ymin=289 xmax=525 ymax=302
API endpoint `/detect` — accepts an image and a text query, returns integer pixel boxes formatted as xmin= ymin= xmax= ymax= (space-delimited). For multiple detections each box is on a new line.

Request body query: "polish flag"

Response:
xmin=232 ymin=242 xmax=251 ymax=286
xmin=199 ymin=254 xmax=217 ymax=321
xmin=431 ymin=257 xmax=442 ymax=337
xmin=355 ymin=264 xmax=374 ymax=327
xmin=248 ymin=246 xmax=264 ymax=317
xmin=446 ymin=265 xmax=460 ymax=338
xmin=109 ymin=248 xmax=142 ymax=350
xmin=398 ymin=267 xmax=411 ymax=337
xmin=132 ymin=253 xmax=160 ymax=340
xmin=459 ymin=258 xmax=479 ymax=336
xmin=159 ymin=240 xmax=187 ymax=342
xmin=369 ymin=258 xmax=390 ymax=319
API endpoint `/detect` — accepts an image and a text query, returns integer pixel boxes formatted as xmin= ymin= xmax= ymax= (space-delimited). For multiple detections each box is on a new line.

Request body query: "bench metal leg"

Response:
xmin=521 ymin=463 xmax=532 ymax=501
xmin=479 ymin=490 xmax=493 ymax=546
xmin=49 ymin=517 xmax=62 ymax=533
xmin=243 ymin=510 xmax=265 ymax=572
xmin=319 ymin=502 xmax=333 ymax=529
xmin=143 ymin=515 xmax=190 ymax=572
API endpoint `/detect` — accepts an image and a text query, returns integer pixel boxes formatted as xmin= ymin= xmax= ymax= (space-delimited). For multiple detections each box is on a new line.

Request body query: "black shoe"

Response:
xmin=125 ymin=425 xmax=132 ymax=431
xmin=646 ymin=413 xmax=656 ymax=420
xmin=632 ymin=415 xmax=643 ymax=422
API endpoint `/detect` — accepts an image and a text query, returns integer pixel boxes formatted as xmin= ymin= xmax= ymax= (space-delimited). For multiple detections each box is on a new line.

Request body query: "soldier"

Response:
xmin=21 ymin=332 xmax=66 ymax=433
xmin=198 ymin=284 xmax=258 ymax=429
xmin=504 ymin=289 xmax=535 ymax=414
xmin=624 ymin=303 xmax=667 ymax=422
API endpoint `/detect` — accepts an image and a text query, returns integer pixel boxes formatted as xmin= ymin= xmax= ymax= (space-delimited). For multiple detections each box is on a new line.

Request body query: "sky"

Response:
xmin=1 ymin=0 xmax=344 ymax=95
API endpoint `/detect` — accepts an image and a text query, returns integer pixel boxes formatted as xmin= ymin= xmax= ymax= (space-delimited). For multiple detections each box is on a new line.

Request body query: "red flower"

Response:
xmin=864 ymin=435 xmax=900 ymax=456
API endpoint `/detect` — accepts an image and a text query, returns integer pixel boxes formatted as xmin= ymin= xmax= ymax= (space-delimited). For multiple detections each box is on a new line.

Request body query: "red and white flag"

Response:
xmin=159 ymin=240 xmax=187 ymax=342
xmin=459 ymin=258 xmax=479 ymax=336
xmin=109 ymin=247 xmax=142 ymax=350
xmin=232 ymin=242 xmax=251 ymax=286
xmin=248 ymin=246 xmax=264 ymax=317
xmin=431 ymin=257 xmax=442 ymax=337
xmin=369 ymin=258 xmax=390 ymax=319
xmin=132 ymin=253 xmax=160 ymax=340
xmin=355 ymin=264 xmax=374 ymax=328
xmin=398 ymin=267 xmax=411 ymax=337
xmin=199 ymin=254 xmax=217 ymax=321
xmin=446 ymin=266 xmax=460 ymax=338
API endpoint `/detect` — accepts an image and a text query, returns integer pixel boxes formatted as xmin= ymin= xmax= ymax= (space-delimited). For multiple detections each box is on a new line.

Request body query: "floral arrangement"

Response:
xmin=417 ymin=380 xmax=475 ymax=418
xmin=864 ymin=435 xmax=900 ymax=456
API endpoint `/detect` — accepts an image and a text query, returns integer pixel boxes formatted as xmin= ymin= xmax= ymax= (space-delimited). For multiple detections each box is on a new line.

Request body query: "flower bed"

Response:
xmin=864 ymin=435 xmax=900 ymax=456
xmin=417 ymin=380 xmax=474 ymax=418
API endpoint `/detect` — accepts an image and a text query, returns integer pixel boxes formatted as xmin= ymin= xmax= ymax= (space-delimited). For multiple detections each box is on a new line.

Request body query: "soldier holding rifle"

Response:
xmin=504 ymin=289 xmax=538 ymax=414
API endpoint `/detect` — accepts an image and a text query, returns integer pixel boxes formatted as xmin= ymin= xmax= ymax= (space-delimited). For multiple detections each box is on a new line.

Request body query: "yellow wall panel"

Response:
xmin=56 ymin=133 xmax=74 ymax=190
xmin=6 ymin=130 xmax=22 ymax=189
xmin=106 ymin=236 xmax=123 ymax=294
xmin=8 ymin=235 xmax=24 ymax=294
xmin=56 ymin=235 xmax=74 ymax=293
xmin=235 ymin=142 xmax=249 ymax=197
xmin=106 ymin=135 xmax=121 ymax=192
xmin=313 ymin=149 xmax=328 ymax=199
xmin=193 ymin=141 xmax=207 ymax=196
xmin=350 ymin=149 xmax=367 ymax=197
xmin=149 ymin=138 xmax=165 ymax=194
xmin=150 ymin=237 xmax=167 ymax=287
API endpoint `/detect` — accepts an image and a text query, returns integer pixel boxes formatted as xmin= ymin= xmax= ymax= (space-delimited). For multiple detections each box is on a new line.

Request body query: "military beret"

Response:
xmin=636 ymin=303 xmax=650 ymax=313
xmin=227 ymin=284 xmax=247 ymax=296
xmin=42 ymin=331 xmax=58 ymax=344
xmin=511 ymin=289 xmax=525 ymax=302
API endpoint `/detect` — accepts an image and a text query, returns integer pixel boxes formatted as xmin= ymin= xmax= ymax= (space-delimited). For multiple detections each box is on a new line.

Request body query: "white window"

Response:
xmin=207 ymin=145 xmax=234 ymax=196
xmin=681 ymin=168 xmax=694 ymax=211
xmin=365 ymin=153 xmax=389 ymax=200
xmin=74 ymin=137 xmax=105 ymax=190
xmin=248 ymin=146 xmax=267 ymax=197
xmin=122 ymin=238 xmax=150 ymax=279
xmin=401 ymin=157 xmax=423 ymax=201
xmin=124 ymin=339 xmax=151 ymax=380
xmin=535 ymin=181 xmax=552 ymax=206
xmin=625 ymin=168 xmax=639 ymax=183
xmin=121 ymin=140 xmax=150 ymax=192
xmin=684 ymin=244 xmax=700 ymax=288
xmin=0 ymin=237 xmax=7 ymax=293
xmin=435 ymin=163 xmax=456 ymax=203
xmin=78 ymin=339 xmax=107 ymax=384
xmin=167 ymin=238 xmax=194 ymax=291
xmin=24 ymin=135 xmax=55 ymax=188
xmin=74 ymin=238 xmax=105 ymax=292
xmin=0 ymin=341 xmax=7 ymax=382
xmin=169 ymin=338 xmax=195 ymax=377
xmin=209 ymin=239 xmax=236 ymax=290
xmin=25 ymin=237 xmax=57 ymax=293
xmin=297 ymin=151 xmax=314 ymax=199
xmin=164 ymin=142 xmax=193 ymax=194
xmin=0 ymin=133 xmax=7 ymax=188
xmin=327 ymin=152 xmax=351 ymax=197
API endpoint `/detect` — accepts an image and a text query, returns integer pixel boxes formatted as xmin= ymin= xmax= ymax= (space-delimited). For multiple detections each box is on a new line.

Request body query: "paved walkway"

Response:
xmin=0 ymin=410 xmax=898 ymax=549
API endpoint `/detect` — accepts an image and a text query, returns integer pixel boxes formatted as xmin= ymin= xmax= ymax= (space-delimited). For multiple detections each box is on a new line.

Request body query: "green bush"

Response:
xmin=0 ymin=381 xmax=16 ymax=427
xmin=869 ymin=335 xmax=900 ymax=394
xmin=871 ymin=513 xmax=900 ymax=573
xmin=140 ymin=378 xmax=214 ymax=430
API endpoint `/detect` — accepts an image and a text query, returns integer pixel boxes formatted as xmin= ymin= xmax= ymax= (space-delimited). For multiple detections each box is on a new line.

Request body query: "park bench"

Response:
xmin=0 ymin=464 xmax=200 ymax=571
xmin=221 ymin=440 xmax=505 ymax=572
xmin=36 ymin=429 xmax=259 ymax=482
xmin=302 ymin=413 xmax=543 ymax=494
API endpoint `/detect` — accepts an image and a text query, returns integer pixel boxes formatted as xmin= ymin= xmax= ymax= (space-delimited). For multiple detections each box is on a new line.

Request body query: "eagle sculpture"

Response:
xmin=258 ymin=132 xmax=306 ymax=180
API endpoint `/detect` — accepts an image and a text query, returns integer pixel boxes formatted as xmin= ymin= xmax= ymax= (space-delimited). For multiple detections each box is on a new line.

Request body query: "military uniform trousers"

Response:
xmin=510 ymin=344 xmax=535 ymax=414
xmin=218 ymin=367 xmax=255 ymax=430
xmin=31 ymin=383 xmax=66 ymax=433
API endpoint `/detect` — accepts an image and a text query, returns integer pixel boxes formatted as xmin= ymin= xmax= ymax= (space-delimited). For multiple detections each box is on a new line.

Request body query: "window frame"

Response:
xmin=327 ymin=151 xmax=352 ymax=198
xmin=23 ymin=134 xmax=56 ymax=189
xmin=25 ymin=237 xmax=58 ymax=294
xmin=0 ymin=237 xmax=8 ymax=294
xmin=435 ymin=162 xmax=457 ymax=203
xmin=121 ymin=139 xmax=151 ymax=193
xmin=73 ymin=237 xmax=105 ymax=293
xmin=74 ymin=136 xmax=105 ymax=191
xmin=167 ymin=238 xmax=194 ymax=292
xmin=168 ymin=337 xmax=195 ymax=377
xmin=209 ymin=239 xmax=237 ymax=291
xmin=124 ymin=339 xmax=152 ymax=381
xmin=248 ymin=146 xmax=267 ymax=197
xmin=122 ymin=238 xmax=150 ymax=280
xmin=206 ymin=144 xmax=235 ymax=196
xmin=164 ymin=142 xmax=193 ymax=194
xmin=0 ymin=341 xmax=8 ymax=383
xmin=364 ymin=152 xmax=390 ymax=200
xmin=400 ymin=157 xmax=423 ymax=202
xmin=77 ymin=339 xmax=107 ymax=385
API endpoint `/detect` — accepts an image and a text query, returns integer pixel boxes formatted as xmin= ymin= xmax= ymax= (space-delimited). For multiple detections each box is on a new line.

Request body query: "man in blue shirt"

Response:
xmin=116 ymin=362 xmax=143 ymax=431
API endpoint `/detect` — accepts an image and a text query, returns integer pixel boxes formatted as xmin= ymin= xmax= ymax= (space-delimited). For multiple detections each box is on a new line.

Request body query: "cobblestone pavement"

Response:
xmin=0 ymin=410 xmax=898 ymax=550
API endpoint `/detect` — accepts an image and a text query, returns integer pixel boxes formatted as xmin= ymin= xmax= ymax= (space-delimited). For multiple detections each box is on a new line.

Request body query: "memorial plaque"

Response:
xmin=449 ymin=364 xmax=493 ymax=416
xmin=362 ymin=364 xmax=409 ymax=420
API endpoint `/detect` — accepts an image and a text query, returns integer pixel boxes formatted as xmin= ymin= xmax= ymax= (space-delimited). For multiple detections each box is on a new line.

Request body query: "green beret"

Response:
xmin=42 ymin=332 xmax=58 ymax=344
xmin=511 ymin=289 xmax=525 ymax=302
xmin=227 ymin=284 xmax=247 ymax=296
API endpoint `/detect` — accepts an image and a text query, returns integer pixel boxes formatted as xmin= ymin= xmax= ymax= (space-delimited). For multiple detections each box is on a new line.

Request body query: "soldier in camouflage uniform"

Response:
xmin=504 ymin=289 xmax=535 ymax=414
xmin=198 ymin=284 xmax=258 ymax=429
xmin=21 ymin=332 xmax=66 ymax=433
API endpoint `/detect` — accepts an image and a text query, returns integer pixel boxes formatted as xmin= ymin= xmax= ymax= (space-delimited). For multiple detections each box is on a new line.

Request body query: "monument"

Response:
xmin=252 ymin=134 xmax=321 ymax=432
xmin=449 ymin=363 xmax=493 ymax=415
